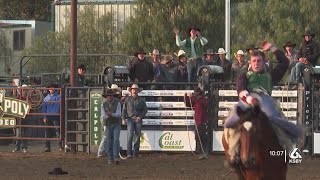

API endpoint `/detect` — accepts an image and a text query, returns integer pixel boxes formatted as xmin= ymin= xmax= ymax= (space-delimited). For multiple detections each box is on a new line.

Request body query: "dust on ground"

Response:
xmin=1 ymin=150 xmax=320 ymax=180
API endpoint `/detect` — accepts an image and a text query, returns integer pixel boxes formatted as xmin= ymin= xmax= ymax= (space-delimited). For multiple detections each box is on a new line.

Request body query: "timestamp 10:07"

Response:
xmin=269 ymin=150 xmax=285 ymax=156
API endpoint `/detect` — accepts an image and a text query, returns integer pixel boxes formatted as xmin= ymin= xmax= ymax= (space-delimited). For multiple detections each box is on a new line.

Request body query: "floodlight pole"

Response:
xmin=70 ymin=0 xmax=77 ymax=86
xmin=225 ymin=0 xmax=231 ymax=60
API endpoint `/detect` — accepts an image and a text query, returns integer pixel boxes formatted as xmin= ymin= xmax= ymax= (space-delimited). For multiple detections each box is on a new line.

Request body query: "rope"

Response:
xmin=186 ymin=93 xmax=208 ymax=159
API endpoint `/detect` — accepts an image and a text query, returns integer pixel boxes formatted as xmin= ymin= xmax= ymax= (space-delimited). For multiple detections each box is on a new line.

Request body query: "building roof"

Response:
xmin=0 ymin=23 xmax=31 ymax=28
xmin=57 ymin=0 xmax=134 ymax=4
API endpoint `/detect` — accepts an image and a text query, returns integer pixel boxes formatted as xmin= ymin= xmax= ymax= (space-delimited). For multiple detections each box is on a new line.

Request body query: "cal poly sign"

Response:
xmin=89 ymin=91 xmax=102 ymax=145
xmin=0 ymin=90 xmax=31 ymax=127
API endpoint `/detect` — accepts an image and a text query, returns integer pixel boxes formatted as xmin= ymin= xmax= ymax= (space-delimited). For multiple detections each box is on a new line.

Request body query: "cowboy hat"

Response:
xmin=102 ymin=88 xmax=116 ymax=98
xmin=48 ymin=167 xmax=68 ymax=175
xmin=302 ymin=29 xmax=315 ymax=38
xmin=282 ymin=41 xmax=296 ymax=48
xmin=149 ymin=49 xmax=160 ymax=56
xmin=110 ymin=84 xmax=121 ymax=94
xmin=77 ymin=64 xmax=86 ymax=70
xmin=246 ymin=44 xmax=259 ymax=52
xmin=204 ymin=49 xmax=215 ymax=55
xmin=161 ymin=55 xmax=174 ymax=64
xmin=216 ymin=48 xmax=227 ymax=54
xmin=176 ymin=50 xmax=186 ymax=57
xmin=234 ymin=50 xmax=245 ymax=57
xmin=134 ymin=49 xmax=146 ymax=57
xmin=127 ymin=84 xmax=143 ymax=92
xmin=188 ymin=26 xmax=200 ymax=33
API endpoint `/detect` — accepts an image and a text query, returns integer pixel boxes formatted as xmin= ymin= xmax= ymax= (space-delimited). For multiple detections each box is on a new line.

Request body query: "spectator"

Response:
xmin=42 ymin=84 xmax=63 ymax=152
xmin=12 ymin=84 xmax=29 ymax=153
xmin=76 ymin=64 xmax=88 ymax=86
xmin=246 ymin=44 xmax=259 ymax=55
xmin=160 ymin=55 xmax=176 ymax=90
xmin=101 ymin=88 xmax=122 ymax=165
xmin=214 ymin=48 xmax=232 ymax=81
xmin=231 ymin=50 xmax=247 ymax=82
xmin=196 ymin=49 xmax=215 ymax=72
xmin=174 ymin=26 xmax=208 ymax=82
xmin=173 ymin=50 xmax=189 ymax=87
xmin=122 ymin=84 xmax=148 ymax=158
xmin=283 ymin=41 xmax=298 ymax=71
xmin=174 ymin=26 xmax=208 ymax=59
xmin=129 ymin=49 xmax=154 ymax=83
xmin=289 ymin=29 xmax=320 ymax=84
xmin=149 ymin=49 xmax=165 ymax=89
xmin=184 ymin=87 xmax=209 ymax=160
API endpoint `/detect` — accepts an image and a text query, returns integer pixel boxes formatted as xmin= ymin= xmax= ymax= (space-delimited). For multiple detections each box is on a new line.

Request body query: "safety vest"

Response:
xmin=184 ymin=37 xmax=203 ymax=58
xmin=246 ymin=71 xmax=272 ymax=94
xmin=102 ymin=98 xmax=120 ymax=126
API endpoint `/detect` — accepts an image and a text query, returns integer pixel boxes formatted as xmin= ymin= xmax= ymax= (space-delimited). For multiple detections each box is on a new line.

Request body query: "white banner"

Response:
xmin=146 ymin=102 xmax=186 ymax=108
xmin=120 ymin=130 xmax=196 ymax=151
xmin=154 ymin=131 xmax=195 ymax=151
xmin=119 ymin=130 xmax=155 ymax=150
xmin=218 ymin=101 xmax=297 ymax=109
xmin=218 ymin=90 xmax=298 ymax=97
xmin=143 ymin=119 xmax=195 ymax=126
xmin=122 ymin=90 xmax=193 ymax=97
xmin=146 ymin=110 xmax=194 ymax=117
xmin=218 ymin=110 xmax=297 ymax=117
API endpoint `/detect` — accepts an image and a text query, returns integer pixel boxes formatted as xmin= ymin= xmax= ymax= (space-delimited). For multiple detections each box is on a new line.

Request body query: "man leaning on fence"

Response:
xmin=122 ymin=84 xmax=148 ymax=158
xmin=42 ymin=84 xmax=63 ymax=152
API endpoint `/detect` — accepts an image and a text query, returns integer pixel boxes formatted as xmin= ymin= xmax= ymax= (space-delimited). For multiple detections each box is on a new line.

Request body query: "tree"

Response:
xmin=120 ymin=0 xmax=225 ymax=55
xmin=0 ymin=30 xmax=13 ymax=75
xmin=0 ymin=0 xmax=52 ymax=21
xmin=231 ymin=0 xmax=320 ymax=55
xmin=24 ymin=5 xmax=118 ymax=74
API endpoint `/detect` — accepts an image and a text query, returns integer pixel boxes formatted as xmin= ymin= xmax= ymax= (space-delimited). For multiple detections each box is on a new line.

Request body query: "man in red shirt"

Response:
xmin=184 ymin=87 xmax=209 ymax=160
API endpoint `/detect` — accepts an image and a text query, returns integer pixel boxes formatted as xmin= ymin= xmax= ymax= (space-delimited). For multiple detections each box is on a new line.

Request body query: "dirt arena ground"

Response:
xmin=1 ymin=146 xmax=320 ymax=180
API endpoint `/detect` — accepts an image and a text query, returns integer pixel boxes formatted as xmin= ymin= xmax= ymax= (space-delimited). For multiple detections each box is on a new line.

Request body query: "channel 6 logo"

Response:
xmin=288 ymin=148 xmax=302 ymax=164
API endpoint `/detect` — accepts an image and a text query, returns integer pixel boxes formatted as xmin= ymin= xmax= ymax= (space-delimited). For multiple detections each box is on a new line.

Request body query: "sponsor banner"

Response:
xmin=1 ymin=97 xmax=30 ymax=118
xmin=212 ymin=130 xmax=224 ymax=152
xmin=155 ymin=131 xmax=195 ymax=151
xmin=146 ymin=102 xmax=186 ymax=108
xmin=122 ymin=90 xmax=193 ymax=97
xmin=143 ymin=119 xmax=195 ymax=126
xmin=218 ymin=90 xmax=298 ymax=97
xmin=119 ymin=130 xmax=157 ymax=151
xmin=120 ymin=130 xmax=196 ymax=151
xmin=146 ymin=110 xmax=194 ymax=117
xmin=89 ymin=91 xmax=102 ymax=146
xmin=218 ymin=101 xmax=297 ymax=109
xmin=218 ymin=110 xmax=297 ymax=118
xmin=279 ymin=102 xmax=297 ymax=109
xmin=218 ymin=102 xmax=237 ymax=108
xmin=218 ymin=90 xmax=237 ymax=97
xmin=272 ymin=90 xmax=297 ymax=97
xmin=313 ymin=133 xmax=320 ymax=154
xmin=0 ymin=117 xmax=16 ymax=127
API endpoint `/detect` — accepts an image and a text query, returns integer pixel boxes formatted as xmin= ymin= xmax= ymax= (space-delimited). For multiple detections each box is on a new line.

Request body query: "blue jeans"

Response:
xmin=225 ymin=94 xmax=301 ymax=141
xmin=289 ymin=62 xmax=312 ymax=83
xmin=106 ymin=123 xmax=121 ymax=160
xmin=127 ymin=118 xmax=142 ymax=156
xmin=98 ymin=127 xmax=108 ymax=156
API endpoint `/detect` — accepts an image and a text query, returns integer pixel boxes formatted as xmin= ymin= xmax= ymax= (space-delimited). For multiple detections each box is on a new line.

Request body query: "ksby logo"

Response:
xmin=288 ymin=148 xmax=302 ymax=164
